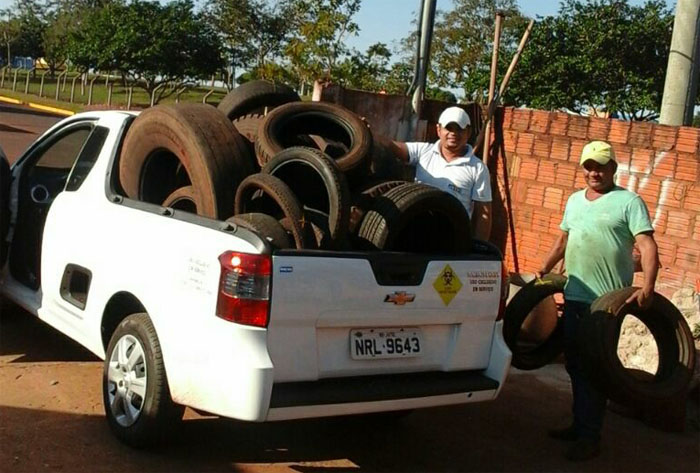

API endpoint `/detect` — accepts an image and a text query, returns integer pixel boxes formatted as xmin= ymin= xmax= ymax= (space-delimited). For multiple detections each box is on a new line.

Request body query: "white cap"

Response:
xmin=438 ymin=106 xmax=471 ymax=129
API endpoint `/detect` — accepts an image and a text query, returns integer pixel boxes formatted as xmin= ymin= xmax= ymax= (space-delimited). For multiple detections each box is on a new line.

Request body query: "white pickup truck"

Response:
xmin=0 ymin=110 xmax=511 ymax=447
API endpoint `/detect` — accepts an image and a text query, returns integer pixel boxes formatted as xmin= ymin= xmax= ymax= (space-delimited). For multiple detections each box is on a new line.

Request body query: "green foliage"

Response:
xmin=0 ymin=12 xmax=21 ymax=65
xmin=336 ymin=42 xmax=391 ymax=91
xmin=694 ymin=111 xmax=700 ymax=128
xmin=10 ymin=0 xmax=47 ymax=59
xmin=65 ymin=0 xmax=224 ymax=102
xmin=510 ymin=0 xmax=673 ymax=120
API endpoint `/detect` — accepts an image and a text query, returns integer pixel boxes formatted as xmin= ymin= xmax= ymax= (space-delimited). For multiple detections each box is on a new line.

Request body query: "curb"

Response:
xmin=0 ymin=95 xmax=75 ymax=116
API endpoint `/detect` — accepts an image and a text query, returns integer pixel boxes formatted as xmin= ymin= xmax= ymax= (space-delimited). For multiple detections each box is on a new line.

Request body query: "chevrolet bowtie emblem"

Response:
xmin=384 ymin=291 xmax=416 ymax=305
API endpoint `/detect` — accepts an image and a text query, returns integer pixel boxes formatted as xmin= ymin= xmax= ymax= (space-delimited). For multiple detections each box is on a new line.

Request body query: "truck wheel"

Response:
xmin=162 ymin=185 xmax=197 ymax=214
xmin=581 ymin=288 xmax=696 ymax=404
xmin=503 ymin=274 xmax=566 ymax=370
xmin=357 ymin=183 xmax=471 ymax=253
xmin=217 ymin=80 xmax=300 ymax=122
xmin=232 ymin=114 xmax=264 ymax=169
xmin=0 ymin=151 xmax=9 ymax=267
xmin=119 ymin=104 xmax=253 ymax=219
xmin=235 ymin=173 xmax=314 ymax=249
xmin=255 ymin=102 xmax=372 ymax=181
xmin=262 ymin=147 xmax=350 ymax=249
xmin=227 ymin=213 xmax=292 ymax=249
xmin=103 ymin=313 xmax=184 ymax=448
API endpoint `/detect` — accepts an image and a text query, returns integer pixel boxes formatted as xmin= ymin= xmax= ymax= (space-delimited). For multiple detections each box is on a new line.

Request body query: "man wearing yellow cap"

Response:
xmin=536 ymin=140 xmax=659 ymax=462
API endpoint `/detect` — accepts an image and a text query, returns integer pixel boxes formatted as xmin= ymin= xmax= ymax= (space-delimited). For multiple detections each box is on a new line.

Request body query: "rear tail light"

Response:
xmin=496 ymin=262 xmax=509 ymax=321
xmin=216 ymin=251 xmax=271 ymax=327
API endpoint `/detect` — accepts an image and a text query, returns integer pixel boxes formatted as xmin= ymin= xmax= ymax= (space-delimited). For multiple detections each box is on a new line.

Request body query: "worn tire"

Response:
xmin=357 ymin=183 xmax=471 ymax=253
xmin=581 ymin=288 xmax=696 ymax=404
xmin=0 ymin=150 xmax=9 ymax=267
xmin=103 ymin=313 xmax=184 ymax=448
xmin=119 ymin=104 xmax=254 ymax=219
xmin=227 ymin=213 xmax=292 ymax=249
xmin=503 ymin=274 xmax=567 ymax=370
xmin=255 ymin=102 xmax=372 ymax=180
xmin=162 ymin=185 xmax=197 ymax=214
xmin=234 ymin=173 xmax=313 ymax=249
xmin=217 ymin=80 xmax=300 ymax=122
xmin=231 ymin=113 xmax=264 ymax=170
xmin=262 ymin=147 xmax=350 ymax=248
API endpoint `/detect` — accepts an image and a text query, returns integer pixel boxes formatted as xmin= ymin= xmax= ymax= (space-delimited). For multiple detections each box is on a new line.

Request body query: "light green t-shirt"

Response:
xmin=560 ymin=186 xmax=654 ymax=303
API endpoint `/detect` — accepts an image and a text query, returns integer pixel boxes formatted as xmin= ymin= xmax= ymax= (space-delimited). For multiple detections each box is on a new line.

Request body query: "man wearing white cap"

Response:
xmin=536 ymin=140 xmax=659 ymax=462
xmin=390 ymin=106 xmax=492 ymax=241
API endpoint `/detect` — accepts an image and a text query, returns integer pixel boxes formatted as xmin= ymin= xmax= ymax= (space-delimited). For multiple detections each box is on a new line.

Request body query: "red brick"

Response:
xmin=588 ymin=117 xmax=610 ymax=141
xmin=549 ymin=212 xmax=564 ymax=233
xmin=655 ymin=236 xmax=677 ymax=265
xmin=504 ymin=130 xmax=517 ymax=153
xmin=683 ymin=271 xmax=700 ymax=289
xmin=615 ymin=171 xmax=636 ymax=192
xmin=630 ymin=148 xmax=653 ymax=174
xmin=676 ymin=127 xmax=700 ymax=154
xmin=613 ymin=144 xmax=632 ymax=172
xmin=675 ymin=153 xmax=699 ymax=182
xmin=568 ymin=116 xmax=588 ymax=139
xmin=652 ymin=125 xmax=677 ymax=151
xmin=628 ymin=122 xmax=653 ymax=148
xmin=509 ymin=154 xmax=522 ymax=178
xmin=550 ymin=137 xmax=570 ymax=161
xmin=519 ymin=157 xmax=539 ymax=180
xmin=525 ymin=184 xmax=545 ymax=207
xmin=533 ymin=135 xmax=552 ymax=158
xmin=666 ymin=210 xmax=692 ymax=238
xmin=684 ymin=185 xmax=700 ymax=212
xmin=512 ymin=109 xmax=531 ymax=131
xmin=651 ymin=209 xmax=668 ymax=234
xmin=538 ymin=160 xmax=557 ymax=184
xmin=529 ymin=110 xmax=550 ymax=134
xmin=515 ymin=208 xmax=533 ymax=230
xmin=658 ymin=179 xmax=687 ymax=209
xmin=574 ymin=168 xmax=587 ymax=189
xmin=659 ymin=265 xmax=685 ymax=286
xmin=636 ymin=177 xmax=661 ymax=207
xmin=503 ymin=107 xmax=514 ymax=129
xmin=543 ymin=187 xmax=564 ymax=211
xmin=651 ymin=151 xmax=676 ymax=179
xmin=608 ymin=120 xmax=630 ymax=144
xmin=555 ymin=162 xmax=577 ymax=188
xmin=693 ymin=219 xmax=700 ymax=241
xmin=516 ymin=132 xmax=535 ymax=155
xmin=532 ymin=209 xmax=551 ymax=234
xmin=675 ymin=243 xmax=700 ymax=270
xmin=569 ymin=139 xmax=587 ymax=163
xmin=550 ymin=113 xmax=569 ymax=136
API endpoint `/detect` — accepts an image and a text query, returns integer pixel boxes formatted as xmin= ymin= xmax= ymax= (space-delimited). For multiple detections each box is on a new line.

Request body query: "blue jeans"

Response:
xmin=563 ymin=300 xmax=606 ymax=441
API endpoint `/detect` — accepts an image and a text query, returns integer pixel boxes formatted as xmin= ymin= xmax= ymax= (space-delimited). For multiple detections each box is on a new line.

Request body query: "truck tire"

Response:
xmin=103 ymin=313 xmax=184 ymax=448
xmin=581 ymin=288 xmax=696 ymax=404
xmin=119 ymin=104 xmax=253 ymax=219
xmin=162 ymin=185 xmax=197 ymax=214
xmin=262 ymin=147 xmax=350 ymax=248
xmin=255 ymin=102 xmax=372 ymax=180
xmin=234 ymin=173 xmax=313 ymax=249
xmin=227 ymin=213 xmax=292 ymax=249
xmin=0 ymin=151 xmax=9 ymax=267
xmin=503 ymin=274 xmax=567 ymax=370
xmin=231 ymin=113 xmax=264 ymax=169
xmin=357 ymin=183 xmax=471 ymax=253
xmin=217 ymin=80 xmax=300 ymax=122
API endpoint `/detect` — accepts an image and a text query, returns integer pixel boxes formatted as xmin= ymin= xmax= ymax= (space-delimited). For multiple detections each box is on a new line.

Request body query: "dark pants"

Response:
xmin=563 ymin=300 xmax=607 ymax=441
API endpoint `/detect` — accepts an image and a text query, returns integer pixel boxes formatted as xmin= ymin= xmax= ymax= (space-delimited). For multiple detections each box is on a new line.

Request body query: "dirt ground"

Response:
xmin=1 ymin=299 xmax=698 ymax=473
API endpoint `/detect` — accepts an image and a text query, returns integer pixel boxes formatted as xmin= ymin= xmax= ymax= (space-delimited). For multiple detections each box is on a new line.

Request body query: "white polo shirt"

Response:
xmin=405 ymin=141 xmax=492 ymax=217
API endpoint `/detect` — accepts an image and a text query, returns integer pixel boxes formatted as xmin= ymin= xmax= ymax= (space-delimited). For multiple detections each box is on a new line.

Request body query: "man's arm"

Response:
xmin=625 ymin=232 xmax=659 ymax=309
xmin=389 ymin=140 xmax=409 ymax=163
xmin=472 ymin=201 xmax=491 ymax=241
xmin=535 ymin=230 xmax=569 ymax=279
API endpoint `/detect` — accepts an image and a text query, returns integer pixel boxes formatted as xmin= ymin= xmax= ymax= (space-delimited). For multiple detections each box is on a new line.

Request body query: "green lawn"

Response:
xmin=0 ymin=69 xmax=229 ymax=112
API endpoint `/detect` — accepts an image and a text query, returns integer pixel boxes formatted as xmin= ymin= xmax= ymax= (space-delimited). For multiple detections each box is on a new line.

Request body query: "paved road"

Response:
xmin=0 ymin=103 xmax=61 ymax=164
xmin=0 ymin=105 xmax=698 ymax=473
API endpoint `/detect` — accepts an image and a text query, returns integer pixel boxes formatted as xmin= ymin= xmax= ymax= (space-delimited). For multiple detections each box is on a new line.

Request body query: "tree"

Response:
xmin=285 ymin=0 xmax=361 ymax=88
xmin=336 ymin=42 xmax=391 ymax=91
xmin=10 ymin=0 xmax=47 ymax=60
xmin=0 ymin=11 xmax=21 ymax=66
xmin=509 ymin=0 xmax=674 ymax=120
xmin=65 ymin=0 xmax=224 ymax=102
xmin=204 ymin=0 xmax=292 ymax=84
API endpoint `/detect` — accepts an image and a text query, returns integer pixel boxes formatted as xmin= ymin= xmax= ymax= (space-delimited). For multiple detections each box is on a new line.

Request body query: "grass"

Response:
xmin=0 ymin=69 xmax=230 ymax=112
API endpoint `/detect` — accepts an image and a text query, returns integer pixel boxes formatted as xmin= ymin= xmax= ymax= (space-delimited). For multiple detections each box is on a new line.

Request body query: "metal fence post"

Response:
xmin=150 ymin=82 xmax=166 ymax=107
xmin=107 ymin=82 xmax=113 ymax=106
xmin=0 ymin=66 xmax=6 ymax=88
xmin=55 ymin=70 xmax=67 ymax=101
xmin=12 ymin=68 xmax=18 ymax=91
xmin=38 ymin=70 xmax=48 ymax=97
xmin=24 ymin=67 xmax=35 ymax=94
xmin=127 ymin=86 xmax=133 ymax=110
xmin=87 ymin=74 xmax=98 ymax=105
xmin=70 ymin=74 xmax=80 ymax=103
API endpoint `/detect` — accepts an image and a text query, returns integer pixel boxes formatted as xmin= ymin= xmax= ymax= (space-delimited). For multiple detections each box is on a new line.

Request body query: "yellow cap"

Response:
xmin=580 ymin=140 xmax=616 ymax=165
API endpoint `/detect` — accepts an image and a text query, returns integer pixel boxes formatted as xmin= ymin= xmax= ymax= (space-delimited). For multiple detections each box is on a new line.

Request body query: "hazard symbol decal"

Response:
xmin=433 ymin=264 xmax=462 ymax=306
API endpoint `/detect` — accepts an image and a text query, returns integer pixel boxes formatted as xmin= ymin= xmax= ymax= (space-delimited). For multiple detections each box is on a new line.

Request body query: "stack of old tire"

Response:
xmin=118 ymin=80 xmax=471 ymax=254
xmin=503 ymin=274 xmax=696 ymax=418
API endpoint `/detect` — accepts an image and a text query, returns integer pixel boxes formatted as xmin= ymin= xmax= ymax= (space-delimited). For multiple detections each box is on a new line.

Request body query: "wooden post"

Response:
xmin=56 ymin=70 xmax=67 ymax=101
xmin=24 ymin=67 xmax=35 ymax=94
xmin=482 ymin=12 xmax=504 ymax=165
xmin=127 ymin=86 xmax=133 ymax=110
xmin=87 ymin=75 xmax=98 ymax=105
xmin=70 ymin=74 xmax=79 ymax=103
xmin=107 ymin=82 xmax=113 ymax=106
xmin=12 ymin=68 xmax=18 ymax=91
xmin=38 ymin=70 xmax=49 ymax=97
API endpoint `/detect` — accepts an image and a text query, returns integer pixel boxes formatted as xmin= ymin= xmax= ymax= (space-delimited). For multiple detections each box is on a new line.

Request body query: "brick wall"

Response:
xmin=495 ymin=107 xmax=700 ymax=298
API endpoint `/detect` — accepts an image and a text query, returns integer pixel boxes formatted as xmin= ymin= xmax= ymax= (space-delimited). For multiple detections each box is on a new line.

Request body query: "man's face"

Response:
xmin=582 ymin=160 xmax=616 ymax=192
xmin=437 ymin=122 xmax=470 ymax=154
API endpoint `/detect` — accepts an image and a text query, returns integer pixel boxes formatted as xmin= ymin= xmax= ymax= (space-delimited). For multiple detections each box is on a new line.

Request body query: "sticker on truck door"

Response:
xmin=433 ymin=264 xmax=462 ymax=306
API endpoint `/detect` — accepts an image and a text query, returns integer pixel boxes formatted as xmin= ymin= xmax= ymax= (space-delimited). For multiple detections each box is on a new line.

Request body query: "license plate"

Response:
xmin=350 ymin=328 xmax=423 ymax=360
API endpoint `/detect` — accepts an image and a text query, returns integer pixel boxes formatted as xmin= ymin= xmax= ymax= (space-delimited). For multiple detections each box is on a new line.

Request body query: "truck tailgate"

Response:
xmin=267 ymin=251 xmax=503 ymax=382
